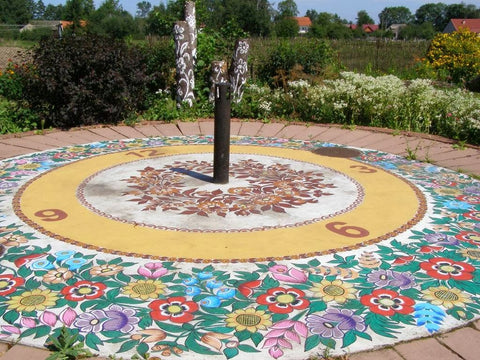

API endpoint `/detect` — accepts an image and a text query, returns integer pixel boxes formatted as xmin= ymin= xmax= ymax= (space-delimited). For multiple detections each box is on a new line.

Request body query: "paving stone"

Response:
xmin=0 ymin=143 xmax=32 ymax=159
xmin=394 ymin=338 xmax=462 ymax=360
xmin=198 ymin=121 xmax=214 ymax=136
xmin=313 ymin=127 xmax=354 ymax=143
xmin=474 ymin=320 xmax=480 ymax=331
xmin=289 ymin=124 xmax=330 ymax=141
xmin=325 ymin=128 xmax=376 ymax=145
xmin=0 ymin=342 xmax=10 ymax=357
xmin=155 ymin=123 xmax=182 ymax=136
xmin=88 ymin=127 xmax=127 ymax=141
xmin=132 ymin=124 xmax=163 ymax=137
xmin=257 ymin=123 xmax=284 ymax=137
xmin=275 ymin=124 xmax=306 ymax=139
xmin=349 ymin=348 xmax=404 ymax=360
xmin=177 ymin=121 xmax=201 ymax=135
xmin=41 ymin=132 xmax=83 ymax=147
xmin=110 ymin=125 xmax=146 ymax=139
xmin=438 ymin=327 xmax=480 ymax=360
xmin=0 ymin=137 xmax=53 ymax=151
xmin=43 ymin=130 xmax=105 ymax=145
xmin=338 ymin=132 xmax=392 ymax=149
xmin=1 ymin=344 xmax=50 ymax=360
xmin=230 ymin=121 xmax=242 ymax=135
xmin=238 ymin=122 xmax=263 ymax=136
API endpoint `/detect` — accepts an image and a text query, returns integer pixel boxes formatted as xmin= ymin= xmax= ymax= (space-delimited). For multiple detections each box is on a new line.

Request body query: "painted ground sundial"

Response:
xmin=0 ymin=135 xmax=479 ymax=359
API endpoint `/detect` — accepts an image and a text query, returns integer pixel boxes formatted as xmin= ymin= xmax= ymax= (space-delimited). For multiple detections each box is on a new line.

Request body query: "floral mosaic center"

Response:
xmin=236 ymin=314 xmax=262 ymax=326
xmin=276 ymin=294 xmax=295 ymax=304
xmin=20 ymin=295 xmax=45 ymax=306
xmin=324 ymin=285 xmax=345 ymax=296
xmin=77 ymin=287 xmax=93 ymax=295
xmin=133 ymin=283 xmax=157 ymax=295
xmin=168 ymin=305 xmax=182 ymax=314
xmin=378 ymin=298 xmax=396 ymax=307
xmin=0 ymin=280 xmax=8 ymax=289
xmin=78 ymin=153 xmax=363 ymax=233
xmin=435 ymin=290 xmax=459 ymax=301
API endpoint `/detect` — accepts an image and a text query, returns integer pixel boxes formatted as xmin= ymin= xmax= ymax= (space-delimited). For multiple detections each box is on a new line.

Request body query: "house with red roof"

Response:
xmin=293 ymin=17 xmax=312 ymax=34
xmin=347 ymin=24 xmax=379 ymax=33
xmin=443 ymin=19 xmax=480 ymax=34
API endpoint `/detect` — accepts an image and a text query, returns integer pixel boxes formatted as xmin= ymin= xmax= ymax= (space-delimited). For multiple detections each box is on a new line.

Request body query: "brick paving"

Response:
xmin=0 ymin=120 xmax=479 ymax=359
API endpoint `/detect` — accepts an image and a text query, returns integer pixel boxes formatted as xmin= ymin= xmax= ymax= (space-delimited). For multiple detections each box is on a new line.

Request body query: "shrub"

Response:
xmin=256 ymin=38 xmax=337 ymax=87
xmin=0 ymin=61 xmax=30 ymax=100
xmin=20 ymin=34 xmax=149 ymax=129
xmin=423 ymin=28 xmax=480 ymax=84
xmin=0 ymin=97 xmax=39 ymax=134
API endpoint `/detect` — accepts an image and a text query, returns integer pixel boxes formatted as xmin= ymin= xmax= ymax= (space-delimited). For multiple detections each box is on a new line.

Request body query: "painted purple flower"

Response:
xmin=0 ymin=181 xmax=18 ymax=190
xmin=388 ymin=271 xmax=416 ymax=290
xmin=73 ymin=310 xmax=106 ymax=333
xmin=425 ymin=233 xmax=459 ymax=246
xmin=103 ymin=305 xmax=140 ymax=333
xmin=306 ymin=308 xmax=366 ymax=338
xmin=465 ymin=185 xmax=480 ymax=196
xmin=366 ymin=269 xmax=390 ymax=287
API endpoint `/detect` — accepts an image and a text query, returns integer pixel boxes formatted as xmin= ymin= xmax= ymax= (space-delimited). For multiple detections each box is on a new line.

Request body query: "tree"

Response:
xmin=274 ymin=17 xmax=298 ymax=37
xmin=63 ymin=0 xmax=94 ymax=23
xmin=379 ymin=6 xmax=413 ymax=29
xmin=0 ymin=0 xmax=32 ymax=24
xmin=88 ymin=0 xmax=137 ymax=38
xmin=277 ymin=0 xmax=298 ymax=19
xmin=399 ymin=22 xmax=436 ymax=40
xmin=415 ymin=3 xmax=447 ymax=32
xmin=356 ymin=10 xmax=374 ymax=26
xmin=43 ymin=4 xmax=64 ymax=20
xmin=33 ymin=0 xmax=46 ymax=19
xmin=136 ymin=1 xmax=152 ymax=18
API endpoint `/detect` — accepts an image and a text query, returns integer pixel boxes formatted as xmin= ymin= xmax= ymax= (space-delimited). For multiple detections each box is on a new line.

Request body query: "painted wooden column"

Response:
xmin=229 ymin=39 xmax=250 ymax=103
xmin=174 ymin=21 xmax=195 ymax=107
xmin=184 ymin=1 xmax=197 ymax=67
xmin=209 ymin=61 xmax=227 ymax=102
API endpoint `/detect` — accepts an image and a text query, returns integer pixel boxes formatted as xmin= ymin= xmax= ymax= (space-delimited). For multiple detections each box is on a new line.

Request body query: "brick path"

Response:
xmin=0 ymin=119 xmax=479 ymax=359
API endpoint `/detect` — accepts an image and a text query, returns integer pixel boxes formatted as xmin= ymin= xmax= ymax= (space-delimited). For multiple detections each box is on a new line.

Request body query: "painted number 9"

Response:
xmin=34 ymin=209 xmax=68 ymax=222
xmin=326 ymin=222 xmax=369 ymax=238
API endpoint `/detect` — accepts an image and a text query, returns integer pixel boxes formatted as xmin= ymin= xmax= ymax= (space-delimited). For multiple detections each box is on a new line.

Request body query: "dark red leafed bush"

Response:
xmin=22 ymin=34 xmax=149 ymax=129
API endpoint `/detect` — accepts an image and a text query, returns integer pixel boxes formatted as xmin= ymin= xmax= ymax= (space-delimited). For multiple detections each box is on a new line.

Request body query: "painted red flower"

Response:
xmin=457 ymin=195 xmax=480 ymax=205
xmin=149 ymin=296 xmax=198 ymax=323
xmin=464 ymin=210 xmax=480 ymax=221
xmin=455 ymin=231 xmax=480 ymax=246
xmin=419 ymin=245 xmax=444 ymax=254
xmin=0 ymin=274 xmax=25 ymax=296
xmin=256 ymin=287 xmax=310 ymax=314
xmin=360 ymin=289 xmax=414 ymax=316
xmin=61 ymin=280 xmax=107 ymax=301
xmin=420 ymin=257 xmax=475 ymax=281
xmin=238 ymin=280 xmax=262 ymax=298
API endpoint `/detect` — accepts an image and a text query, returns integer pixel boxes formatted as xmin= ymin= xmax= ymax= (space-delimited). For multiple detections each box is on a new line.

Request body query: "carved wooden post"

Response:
xmin=209 ymin=61 xmax=227 ymax=102
xmin=174 ymin=21 xmax=195 ymax=107
xmin=229 ymin=39 xmax=249 ymax=103
xmin=184 ymin=1 xmax=197 ymax=67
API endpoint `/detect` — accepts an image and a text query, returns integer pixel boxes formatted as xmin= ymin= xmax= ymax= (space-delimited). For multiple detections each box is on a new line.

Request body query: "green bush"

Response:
xmin=20 ymin=34 xmax=149 ymax=129
xmin=0 ymin=62 xmax=26 ymax=100
xmin=19 ymin=28 xmax=53 ymax=41
xmin=256 ymin=38 xmax=337 ymax=86
xmin=0 ymin=97 xmax=39 ymax=134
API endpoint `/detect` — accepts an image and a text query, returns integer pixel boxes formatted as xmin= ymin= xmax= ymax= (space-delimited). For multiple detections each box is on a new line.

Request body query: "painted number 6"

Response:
xmin=326 ymin=222 xmax=369 ymax=238
xmin=34 ymin=209 xmax=68 ymax=222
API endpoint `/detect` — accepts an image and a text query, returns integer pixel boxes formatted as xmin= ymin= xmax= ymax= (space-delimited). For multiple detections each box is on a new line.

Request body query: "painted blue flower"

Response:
xmin=37 ymin=161 xmax=56 ymax=172
xmin=443 ymin=200 xmax=472 ymax=210
xmin=183 ymin=277 xmax=198 ymax=285
xmin=199 ymin=296 xmax=221 ymax=308
xmin=216 ymin=287 xmax=236 ymax=299
xmin=197 ymin=272 xmax=213 ymax=280
xmin=185 ymin=286 xmax=201 ymax=297
xmin=206 ymin=280 xmax=223 ymax=289
xmin=55 ymin=250 xmax=75 ymax=261
xmin=30 ymin=259 xmax=55 ymax=270
xmin=378 ymin=161 xmax=397 ymax=170
xmin=64 ymin=258 xmax=88 ymax=270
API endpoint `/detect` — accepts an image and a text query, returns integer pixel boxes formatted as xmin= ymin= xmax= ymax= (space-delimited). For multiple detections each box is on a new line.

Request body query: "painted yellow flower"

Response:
xmin=434 ymin=188 xmax=462 ymax=197
xmin=123 ymin=279 xmax=166 ymax=300
xmin=422 ymin=286 xmax=472 ymax=309
xmin=225 ymin=308 xmax=272 ymax=333
xmin=89 ymin=264 xmax=124 ymax=277
xmin=17 ymin=163 xmax=41 ymax=170
xmin=459 ymin=248 xmax=480 ymax=260
xmin=7 ymin=289 xmax=58 ymax=312
xmin=42 ymin=267 xmax=73 ymax=284
xmin=0 ymin=234 xmax=28 ymax=247
xmin=310 ymin=279 xmax=356 ymax=303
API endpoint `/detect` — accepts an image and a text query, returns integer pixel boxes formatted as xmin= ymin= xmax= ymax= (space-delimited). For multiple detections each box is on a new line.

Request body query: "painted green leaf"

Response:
xmin=308 ymin=300 xmax=327 ymax=314
xmin=355 ymin=330 xmax=372 ymax=341
xmin=136 ymin=342 xmax=149 ymax=357
xmin=304 ymin=334 xmax=321 ymax=351
xmin=319 ymin=337 xmax=336 ymax=349
xmin=25 ymin=277 xmax=41 ymax=290
xmin=118 ymin=339 xmax=138 ymax=353
xmin=34 ymin=325 xmax=51 ymax=339
xmin=251 ymin=332 xmax=263 ymax=346
xmin=19 ymin=327 xmax=37 ymax=338
xmin=156 ymin=321 xmax=185 ymax=333
xmin=238 ymin=344 xmax=260 ymax=353
xmin=3 ymin=310 xmax=19 ymax=324
xmin=235 ymin=330 xmax=251 ymax=342
xmin=86 ymin=332 xmax=103 ymax=351
xmin=224 ymin=347 xmax=239 ymax=359
xmin=342 ymin=331 xmax=356 ymax=348
xmin=307 ymin=258 xmax=321 ymax=267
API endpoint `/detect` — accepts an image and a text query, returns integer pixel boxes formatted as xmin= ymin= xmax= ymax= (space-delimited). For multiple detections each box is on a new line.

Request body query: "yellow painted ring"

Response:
xmin=15 ymin=145 xmax=425 ymax=262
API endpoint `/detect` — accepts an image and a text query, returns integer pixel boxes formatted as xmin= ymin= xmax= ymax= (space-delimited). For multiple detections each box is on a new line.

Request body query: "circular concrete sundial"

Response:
xmin=0 ymin=135 xmax=479 ymax=359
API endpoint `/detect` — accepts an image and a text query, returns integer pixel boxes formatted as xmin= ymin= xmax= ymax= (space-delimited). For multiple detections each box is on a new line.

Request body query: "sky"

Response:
xmin=46 ymin=1 xmax=479 ymax=23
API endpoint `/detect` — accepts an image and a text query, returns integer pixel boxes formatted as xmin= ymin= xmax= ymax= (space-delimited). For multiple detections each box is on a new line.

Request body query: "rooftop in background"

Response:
xmin=444 ymin=19 xmax=480 ymax=33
